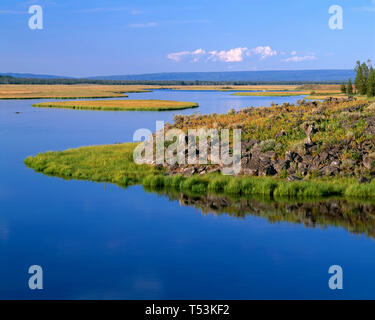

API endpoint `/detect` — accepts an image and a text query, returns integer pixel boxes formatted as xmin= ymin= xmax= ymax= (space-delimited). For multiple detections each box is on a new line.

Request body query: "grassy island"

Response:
xmin=24 ymin=141 xmax=375 ymax=198
xmin=32 ymin=99 xmax=199 ymax=111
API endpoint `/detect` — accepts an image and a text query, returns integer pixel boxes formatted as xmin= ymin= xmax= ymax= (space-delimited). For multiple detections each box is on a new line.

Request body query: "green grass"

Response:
xmin=24 ymin=142 xmax=375 ymax=198
xmin=24 ymin=143 xmax=162 ymax=187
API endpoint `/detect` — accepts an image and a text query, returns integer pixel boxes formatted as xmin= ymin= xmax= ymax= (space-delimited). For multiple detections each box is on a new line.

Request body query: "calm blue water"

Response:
xmin=1 ymin=90 xmax=375 ymax=299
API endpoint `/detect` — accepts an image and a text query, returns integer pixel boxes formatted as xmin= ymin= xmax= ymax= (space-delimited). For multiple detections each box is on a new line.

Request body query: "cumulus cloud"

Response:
xmin=167 ymin=49 xmax=206 ymax=62
xmin=249 ymin=46 xmax=278 ymax=59
xmin=283 ymin=55 xmax=318 ymax=62
xmin=209 ymin=47 xmax=248 ymax=62
xmin=168 ymin=46 xmax=277 ymax=63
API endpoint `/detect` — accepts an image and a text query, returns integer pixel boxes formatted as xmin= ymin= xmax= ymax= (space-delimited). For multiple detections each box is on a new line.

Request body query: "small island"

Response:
xmin=32 ymin=99 xmax=199 ymax=111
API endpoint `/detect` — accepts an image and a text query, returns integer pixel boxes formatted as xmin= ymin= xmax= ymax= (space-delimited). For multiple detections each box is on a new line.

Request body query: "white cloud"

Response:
xmin=129 ymin=22 xmax=158 ymax=28
xmin=283 ymin=55 xmax=318 ymax=62
xmin=291 ymin=51 xmax=297 ymax=56
xmin=168 ymin=46 xmax=277 ymax=63
xmin=168 ymin=46 xmax=278 ymax=63
xmin=249 ymin=46 xmax=277 ymax=59
xmin=209 ymin=47 xmax=248 ymax=62
xmin=167 ymin=49 xmax=206 ymax=62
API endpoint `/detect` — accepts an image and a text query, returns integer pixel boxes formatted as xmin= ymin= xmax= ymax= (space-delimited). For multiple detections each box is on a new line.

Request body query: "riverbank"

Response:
xmin=24 ymin=141 xmax=375 ymax=198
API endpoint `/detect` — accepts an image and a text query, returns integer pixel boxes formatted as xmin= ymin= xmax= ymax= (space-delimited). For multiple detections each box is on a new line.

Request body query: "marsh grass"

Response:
xmin=231 ymin=91 xmax=309 ymax=97
xmin=0 ymin=84 xmax=155 ymax=99
xmin=24 ymin=142 xmax=375 ymax=199
xmin=32 ymin=99 xmax=199 ymax=111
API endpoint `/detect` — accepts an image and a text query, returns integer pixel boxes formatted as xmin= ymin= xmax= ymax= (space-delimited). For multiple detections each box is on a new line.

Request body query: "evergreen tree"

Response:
xmin=354 ymin=61 xmax=369 ymax=95
xmin=347 ymin=78 xmax=353 ymax=96
xmin=367 ymin=67 xmax=375 ymax=97
xmin=355 ymin=61 xmax=363 ymax=94
xmin=340 ymin=81 xmax=346 ymax=93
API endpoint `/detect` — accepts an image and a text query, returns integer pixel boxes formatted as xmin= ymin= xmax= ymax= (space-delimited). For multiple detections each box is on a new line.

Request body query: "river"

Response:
xmin=1 ymin=90 xmax=374 ymax=299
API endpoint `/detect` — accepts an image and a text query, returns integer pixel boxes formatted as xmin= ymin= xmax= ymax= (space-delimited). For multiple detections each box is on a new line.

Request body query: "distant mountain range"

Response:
xmin=89 ymin=70 xmax=356 ymax=82
xmin=0 ymin=73 xmax=72 ymax=79
xmin=1 ymin=70 xmax=355 ymax=82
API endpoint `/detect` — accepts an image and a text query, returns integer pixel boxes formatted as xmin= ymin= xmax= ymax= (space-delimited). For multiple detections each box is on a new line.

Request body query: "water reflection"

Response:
xmin=145 ymin=188 xmax=375 ymax=239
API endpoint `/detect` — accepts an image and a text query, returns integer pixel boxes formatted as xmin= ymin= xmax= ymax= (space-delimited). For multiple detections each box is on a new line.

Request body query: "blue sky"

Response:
xmin=0 ymin=0 xmax=374 ymax=77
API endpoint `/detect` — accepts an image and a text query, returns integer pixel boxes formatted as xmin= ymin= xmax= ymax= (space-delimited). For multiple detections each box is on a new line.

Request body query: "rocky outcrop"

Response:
xmin=161 ymin=98 xmax=375 ymax=181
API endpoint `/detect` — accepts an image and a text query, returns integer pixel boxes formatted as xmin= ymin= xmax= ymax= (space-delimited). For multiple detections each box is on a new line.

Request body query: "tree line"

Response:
xmin=341 ymin=60 xmax=375 ymax=97
xmin=0 ymin=76 xmax=344 ymax=86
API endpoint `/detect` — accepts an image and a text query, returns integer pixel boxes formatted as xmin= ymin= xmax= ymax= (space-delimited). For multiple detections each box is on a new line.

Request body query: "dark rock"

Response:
xmin=322 ymin=166 xmax=339 ymax=176
xmin=183 ymin=166 xmax=197 ymax=176
xmin=363 ymin=156 xmax=375 ymax=170
xmin=258 ymin=163 xmax=277 ymax=176
xmin=319 ymin=152 xmax=329 ymax=162
xmin=274 ymin=159 xmax=290 ymax=173
xmin=330 ymin=160 xmax=341 ymax=168
xmin=286 ymin=175 xmax=302 ymax=182
xmin=358 ymin=176 xmax=371 ymax=184
xmin=206 ymin=167 xmax=220 ymax=174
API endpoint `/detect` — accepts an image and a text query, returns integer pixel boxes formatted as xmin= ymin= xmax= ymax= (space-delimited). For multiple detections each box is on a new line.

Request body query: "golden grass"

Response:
xmin=0 ymin=84 xmax=153 ymax=99
xmin=232 ymin=85 xmax=343 ymax=99
xmin=0 ymin=84 xmax=342 ymax=99
xmin=32 ymin=99 xmax=199 ymax=111
xmin=163 ymin=85 xmax=302 ymax=91
xmin=306 ymin=93 xmax=347 ymax=100
xmin=231 ymin=91 xmax=309 ymax=97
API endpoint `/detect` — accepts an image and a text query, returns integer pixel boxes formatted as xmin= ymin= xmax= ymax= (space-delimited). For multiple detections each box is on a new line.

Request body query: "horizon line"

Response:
xmin=0 ymin=68 xmax=355 ymax=79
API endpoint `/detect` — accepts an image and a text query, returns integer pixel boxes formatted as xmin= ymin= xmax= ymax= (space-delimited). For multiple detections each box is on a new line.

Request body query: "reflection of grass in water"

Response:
xmin=24 ymin=142 xmax=375 ymax=237
xmin=143 ymin=186 xmax=375 ymax=239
